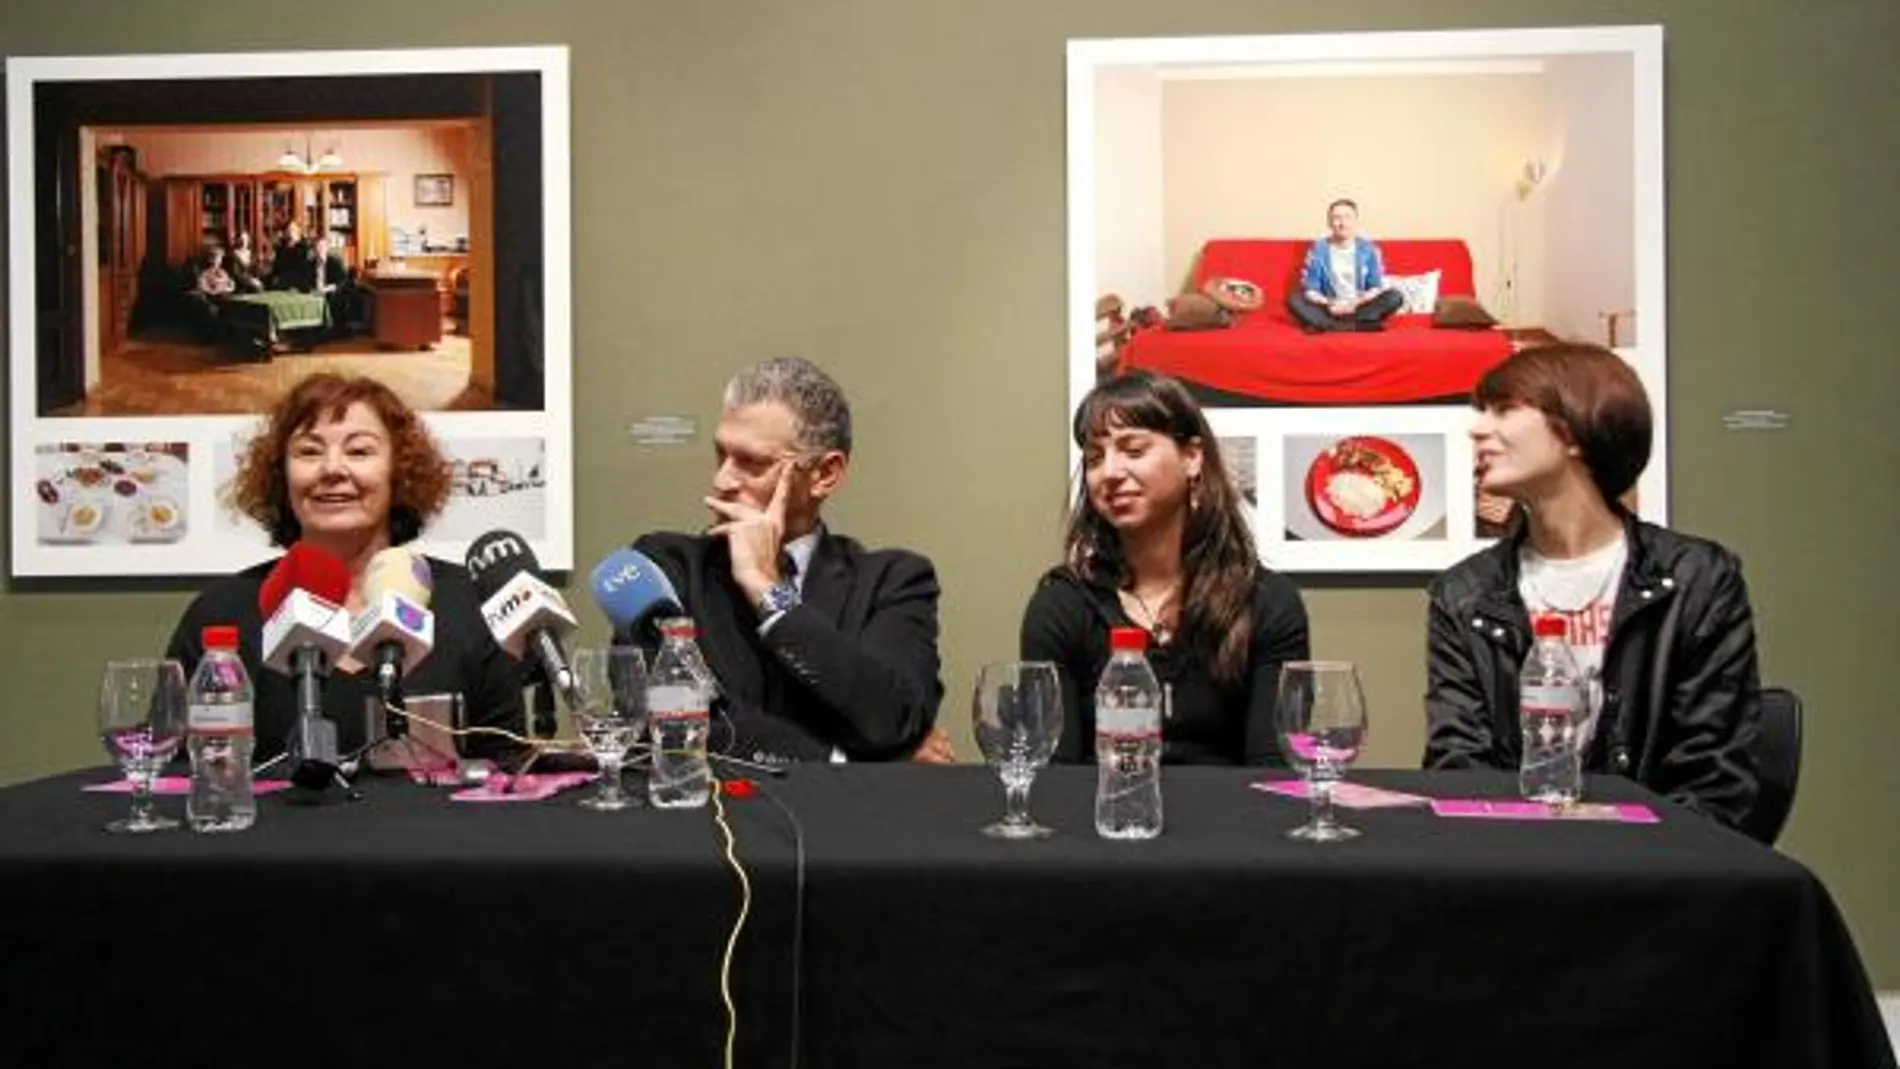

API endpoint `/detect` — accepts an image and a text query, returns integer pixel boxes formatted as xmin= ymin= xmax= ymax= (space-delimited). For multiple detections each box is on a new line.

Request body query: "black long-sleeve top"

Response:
xmin=1020 ymin=566 xmax=1311 ymax=765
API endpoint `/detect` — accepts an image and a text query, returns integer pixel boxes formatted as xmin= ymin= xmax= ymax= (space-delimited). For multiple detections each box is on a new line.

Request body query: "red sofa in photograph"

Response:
xmin=1118 ymin=238 xmax=1513 ymax=405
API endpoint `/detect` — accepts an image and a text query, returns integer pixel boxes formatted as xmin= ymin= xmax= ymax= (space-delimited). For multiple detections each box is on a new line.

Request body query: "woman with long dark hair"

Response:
xmin=1020 ymin=371 xmax=1310 ymax=764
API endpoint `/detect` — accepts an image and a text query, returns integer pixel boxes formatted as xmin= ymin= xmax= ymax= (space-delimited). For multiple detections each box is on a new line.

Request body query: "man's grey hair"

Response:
xmin=722 ymin=357 xmax=853 ymax=457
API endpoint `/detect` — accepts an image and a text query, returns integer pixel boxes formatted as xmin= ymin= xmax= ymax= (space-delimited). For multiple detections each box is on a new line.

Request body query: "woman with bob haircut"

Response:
xmin=1020 ymin=370 xmax=1310 ymax=765
xmin=167 ymin=372 xmax=526 ymax=765
xmin=1425 ymin=343 xmax=1762 ymax=829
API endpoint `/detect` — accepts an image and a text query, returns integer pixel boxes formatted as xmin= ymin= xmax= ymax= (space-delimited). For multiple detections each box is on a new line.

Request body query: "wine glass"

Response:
xmin=972 ymin=661 xmax=1063 ymax=839
xmin=571 ymin=647 xmax=647 ymax=811
xmin=1275 ymin=661 xmax=1369 ymax=842
xmin=97 ymin=659 xmax=187 ymax=833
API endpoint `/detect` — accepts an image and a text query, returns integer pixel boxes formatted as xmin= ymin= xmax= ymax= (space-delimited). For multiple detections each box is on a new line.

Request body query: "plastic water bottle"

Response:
xmin=646 ymin=617 xmax=713 ymax=809
xmin=1094 ymin=626 xmax=1164 ymax=839
xmin=1519 ymin=614 xmax=1584 ymax=805
xmin=187 ymin=625 xmax=257 ymax=832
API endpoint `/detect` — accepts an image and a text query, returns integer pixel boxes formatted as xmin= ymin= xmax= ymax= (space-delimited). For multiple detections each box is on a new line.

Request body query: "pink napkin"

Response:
xmin=1431 ymin=799 xmax=1660 ymax=823
xmin=450 ymin=772 xmax=598 ymax=803
xmin=1252 ymin=779 xmax=1432 ymax=809
xmin=84 ymin=777 xmax=291 ymax=795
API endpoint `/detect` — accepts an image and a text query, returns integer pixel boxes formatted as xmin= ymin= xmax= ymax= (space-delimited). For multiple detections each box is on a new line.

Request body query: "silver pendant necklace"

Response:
xmin=1124 ymin=585 xmax=1177 ymax=645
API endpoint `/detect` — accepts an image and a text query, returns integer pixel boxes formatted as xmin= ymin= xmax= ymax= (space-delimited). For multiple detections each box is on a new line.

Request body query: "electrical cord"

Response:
xmin=256 ymin=702 xmax=651 ymax=791
xmin=254 ymin=696 xmax=775 ymax=1068
xmin=710 ymin=779 xmax=752 ymax=1069
xmin=750 ymin=777 xmax=807 ymax=1069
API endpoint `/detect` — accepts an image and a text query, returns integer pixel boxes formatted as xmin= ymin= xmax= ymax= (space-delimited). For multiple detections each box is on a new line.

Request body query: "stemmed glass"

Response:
xmin=97 ymin=659 xmax=188 ymax=833
xmin=972 ymin=661 xmax=1063 ymax=840
xmin=1275 ymin=661 xmax=1369 ymax=842
xmin=571 ymin=647 xmax=647 ymax=811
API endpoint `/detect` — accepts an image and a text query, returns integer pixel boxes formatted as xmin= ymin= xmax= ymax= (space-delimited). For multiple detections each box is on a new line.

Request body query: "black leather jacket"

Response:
xmin=1423 ymin=513 xmax=1762 ymax=830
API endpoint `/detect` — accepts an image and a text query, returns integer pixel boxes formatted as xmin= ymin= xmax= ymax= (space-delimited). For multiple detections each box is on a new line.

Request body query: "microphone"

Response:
xmin=466 ymin=530 xmax=579 ymax=733
xmin=588 ymin=546 xmax=721 ymax=701
xmin=257 ymin=543 xmax=352 ymax=791
xmin=348 ymin=547 xmax=436 ymax=738
xmin=588 ymin=547 xmax=683 ymax=642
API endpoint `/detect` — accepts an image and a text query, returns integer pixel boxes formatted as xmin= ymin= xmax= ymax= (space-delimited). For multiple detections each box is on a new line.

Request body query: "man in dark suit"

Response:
xmin=268 ymin=221 xmax=314 ymax=291
xmin=308 ymin=235 xmax=355 ymax=335
xmin=625 ymin=357 xmax=944 ymax=765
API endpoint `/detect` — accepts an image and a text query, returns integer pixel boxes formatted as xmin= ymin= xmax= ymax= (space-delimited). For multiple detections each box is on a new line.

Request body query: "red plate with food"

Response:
xmin=1304 ymin=436 xmax=1422 ymax=537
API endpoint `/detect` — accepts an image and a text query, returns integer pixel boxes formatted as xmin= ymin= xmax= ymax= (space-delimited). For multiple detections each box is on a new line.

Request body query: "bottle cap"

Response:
xmin=1533 ymin=615 xmax=1568 ymax=638
xmin=1110 ymin=626 xmax=1149 ymax=652
xmin=201 ymin=624 xmax=241 ymax=650
xmin=658 ymin=616 xmax=699 ymax=639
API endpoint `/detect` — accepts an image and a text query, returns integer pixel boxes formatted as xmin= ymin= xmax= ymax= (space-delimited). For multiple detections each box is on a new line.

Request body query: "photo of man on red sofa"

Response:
xmin=1117 ymin=226 xmax=1513 ymax=407
xmin=1284 ymin=199 xmax=1407 ymax=334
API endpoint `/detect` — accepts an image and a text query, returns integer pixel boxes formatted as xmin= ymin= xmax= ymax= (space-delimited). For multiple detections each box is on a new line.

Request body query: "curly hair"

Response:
xmin=226 ymin=373 xmax=452 ymax=547
xmin=1063 ymin=371 xmax=1259 ymax=682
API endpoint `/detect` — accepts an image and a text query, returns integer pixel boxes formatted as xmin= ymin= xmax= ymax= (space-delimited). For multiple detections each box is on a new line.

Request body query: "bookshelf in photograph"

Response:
xmin=161 ymin=172 xmax=385 ymax=271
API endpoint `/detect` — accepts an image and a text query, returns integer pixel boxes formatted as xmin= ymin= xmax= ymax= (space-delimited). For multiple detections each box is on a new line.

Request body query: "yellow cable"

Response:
xmin=710 ymin=780 xmax=752 ymax=1069
xmin=394 ymin=709 xmax=578 ymax=751
xmin=387 ymin=709 xmax=648 ymax=782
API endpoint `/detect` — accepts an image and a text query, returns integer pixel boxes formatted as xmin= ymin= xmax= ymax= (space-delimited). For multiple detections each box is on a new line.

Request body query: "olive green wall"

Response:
xmin=3 ymin=0 xmax=1895 ymax=986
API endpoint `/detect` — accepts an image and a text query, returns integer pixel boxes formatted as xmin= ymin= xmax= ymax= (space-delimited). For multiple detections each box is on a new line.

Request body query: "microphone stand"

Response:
xmin=287 ymin=646 xmax=351 ymax=802
xmin=531 ymin=676 xmax=558 ymax=739
xmin=376 ymin=647 xmax=408 ymax=740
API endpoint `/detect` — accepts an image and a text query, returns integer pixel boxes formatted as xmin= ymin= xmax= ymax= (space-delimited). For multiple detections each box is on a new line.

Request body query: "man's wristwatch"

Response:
xmin=757 ymin=578 xmax=801 ymax=618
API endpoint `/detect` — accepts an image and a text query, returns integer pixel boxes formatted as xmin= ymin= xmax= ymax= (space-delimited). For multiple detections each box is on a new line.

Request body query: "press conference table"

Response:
xmin=0 ymin=766 xmax=1890 ymax=1069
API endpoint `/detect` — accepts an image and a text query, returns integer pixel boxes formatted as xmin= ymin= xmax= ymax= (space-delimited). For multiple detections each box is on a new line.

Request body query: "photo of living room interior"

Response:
xmin=1092 ymin=52 xmax=1638 ymax=408
xmin=32 ymin=70 xmax=547 ymax=417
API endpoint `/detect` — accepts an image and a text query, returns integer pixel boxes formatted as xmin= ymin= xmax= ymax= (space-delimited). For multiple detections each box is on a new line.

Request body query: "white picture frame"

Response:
xmin=7 ymin=45 xmax=573 ymax=577
xmin=1067 ymin=25 xmax=1666 ymax=573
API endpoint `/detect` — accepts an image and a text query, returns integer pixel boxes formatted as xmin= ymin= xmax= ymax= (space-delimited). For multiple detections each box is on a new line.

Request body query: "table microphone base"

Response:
xmin=283 ymin=760 xmax=361 ymax=804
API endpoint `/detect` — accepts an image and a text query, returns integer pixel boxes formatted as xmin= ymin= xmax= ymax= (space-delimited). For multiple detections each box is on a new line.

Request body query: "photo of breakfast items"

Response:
xmin=133 ymin=496 xmax=185 ymax=541
xmin=63 ymin=499 xmax=106 ymax=538
xmin=1283 ymin=432 xmax=1448 ymax=543
xmin=35 ymin=442 xmax=189 ymax=545
xmin=1305 ymin=436 xmax=1421 ymax=536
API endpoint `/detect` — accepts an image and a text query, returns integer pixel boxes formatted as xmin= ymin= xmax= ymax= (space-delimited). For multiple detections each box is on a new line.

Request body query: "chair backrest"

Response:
xmin=1745 ymin=686 xmax=1802 ymax=845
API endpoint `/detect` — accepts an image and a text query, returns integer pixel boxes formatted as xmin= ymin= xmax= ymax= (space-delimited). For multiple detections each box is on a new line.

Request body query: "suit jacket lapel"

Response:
xmin=695 ymin=540 xmax=768 ymax=707
xmin=800 ymin=532 xmax=852 ymax=629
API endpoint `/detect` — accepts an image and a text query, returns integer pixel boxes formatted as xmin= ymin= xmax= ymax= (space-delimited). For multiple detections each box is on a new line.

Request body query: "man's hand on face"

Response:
xmin=705 ymin=459 xmax=794 ymax=605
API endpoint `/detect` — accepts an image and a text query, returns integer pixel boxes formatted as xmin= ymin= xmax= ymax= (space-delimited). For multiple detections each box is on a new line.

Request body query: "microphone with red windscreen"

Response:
xmin=257 ymin=543 xmax=353 ymax=790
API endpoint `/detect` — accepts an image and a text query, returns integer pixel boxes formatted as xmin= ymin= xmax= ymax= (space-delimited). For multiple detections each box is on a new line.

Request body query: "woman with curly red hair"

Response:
xmin=167 ymin=373 xmax=526 ymax=764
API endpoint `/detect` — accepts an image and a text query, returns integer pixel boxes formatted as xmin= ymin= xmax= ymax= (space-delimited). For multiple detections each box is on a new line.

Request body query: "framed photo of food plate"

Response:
xmin=1067 ymin=25 xmax=1667 ymax=573
xmin=7 ymin=45 xmax=572 ymax=577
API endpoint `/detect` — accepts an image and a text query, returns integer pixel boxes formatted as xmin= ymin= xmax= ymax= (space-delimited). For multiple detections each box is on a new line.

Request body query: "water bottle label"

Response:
xmin=1096 ymin=703 xmax=1161 ymax=739
xmin=188 ymin=701 xmax=253 ymax=735
xmin=1521 ymin=684 xmax=1580 ymax=716
xmin=647 ymin=684 xmax=709 ymax=722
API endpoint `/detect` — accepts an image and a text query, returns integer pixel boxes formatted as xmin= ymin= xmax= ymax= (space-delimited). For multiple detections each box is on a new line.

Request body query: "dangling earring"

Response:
xmin=1188 ymin=472 xmax=1203 ymax=513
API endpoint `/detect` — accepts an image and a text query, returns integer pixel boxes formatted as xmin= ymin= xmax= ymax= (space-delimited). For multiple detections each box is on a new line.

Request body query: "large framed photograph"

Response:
xmin=7 ymin=46 xmax=573 ymax=577
xmin=1067 ymin=26 xmax=1666 ymax=573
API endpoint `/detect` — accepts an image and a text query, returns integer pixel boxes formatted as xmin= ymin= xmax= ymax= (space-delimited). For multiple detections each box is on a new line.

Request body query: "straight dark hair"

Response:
xmin=1064 ymin=371 xmax=1258 ymax=681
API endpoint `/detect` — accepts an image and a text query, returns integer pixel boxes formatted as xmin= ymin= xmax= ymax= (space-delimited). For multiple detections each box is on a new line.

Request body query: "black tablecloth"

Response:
xmin=0 ymin=765 xmax=1889 ymax=1069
